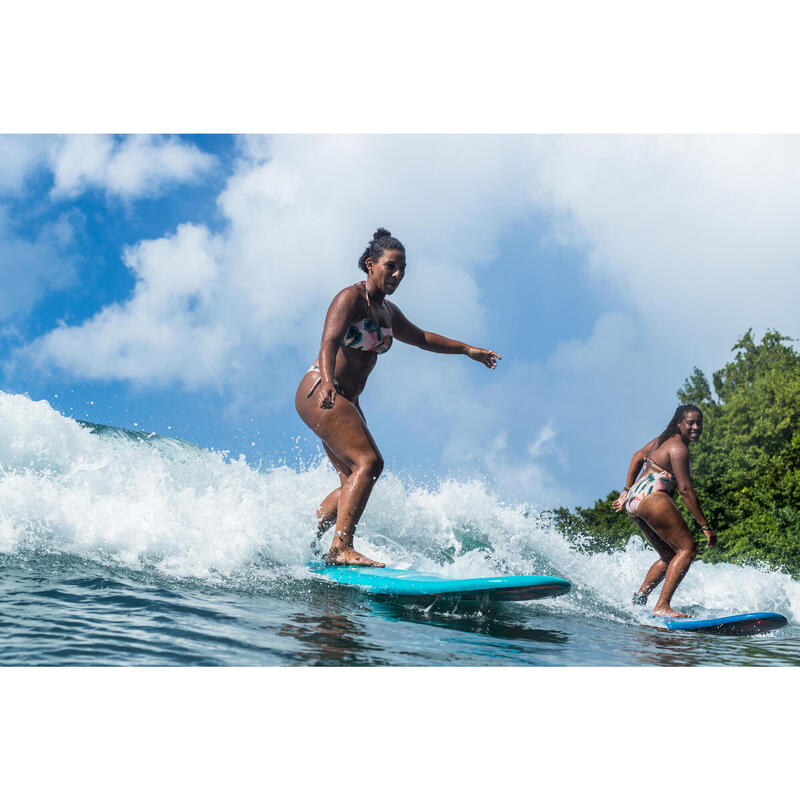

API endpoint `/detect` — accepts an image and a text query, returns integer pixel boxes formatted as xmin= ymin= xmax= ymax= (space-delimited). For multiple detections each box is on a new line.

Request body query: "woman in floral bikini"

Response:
xmin=612 ymin=404 xmax=716 ymax=617
xmin=295 ymin=228 xmax=501 ymax=567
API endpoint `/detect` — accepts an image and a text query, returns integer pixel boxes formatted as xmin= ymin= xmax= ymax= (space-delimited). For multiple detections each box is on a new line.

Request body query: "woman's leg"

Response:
xmin=316 ymin=486 xmax=342 ymax=533
xmin=636 ymin=494 xmax=698 ymax=617
xmin=316 ymin=444 xmax=349 ymax=535
xmin=296 ymin=375 xmax=385 ymax=567
xmin=631 ymin=517 xmax=673 ymax=604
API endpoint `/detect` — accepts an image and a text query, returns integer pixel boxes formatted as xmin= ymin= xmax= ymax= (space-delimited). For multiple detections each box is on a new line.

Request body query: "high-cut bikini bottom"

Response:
xmin=304 ymin=365 xmax=366 ymax=427
xmin=625 ymin=467 xmax=677 ymax=517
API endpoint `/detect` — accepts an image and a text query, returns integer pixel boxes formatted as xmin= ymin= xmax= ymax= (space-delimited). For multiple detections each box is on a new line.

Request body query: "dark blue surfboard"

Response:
xmin=661 ymin=612 xmax=788 ymax=636
xmin=310 ymin=564 xmax=571 ymax=601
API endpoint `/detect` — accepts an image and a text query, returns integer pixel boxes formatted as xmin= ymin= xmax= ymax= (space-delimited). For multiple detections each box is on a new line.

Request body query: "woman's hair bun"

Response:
xmin=357 ymin=227 xmax=404 ymax=273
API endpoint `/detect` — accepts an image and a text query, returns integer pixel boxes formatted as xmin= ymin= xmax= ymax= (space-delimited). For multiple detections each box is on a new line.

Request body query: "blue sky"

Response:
xmin=2 ymin=134 xmax=800 ymax=509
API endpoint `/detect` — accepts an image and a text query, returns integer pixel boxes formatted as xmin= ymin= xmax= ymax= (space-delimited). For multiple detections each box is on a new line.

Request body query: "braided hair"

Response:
xmin=656 ymin=404 xmax=703 ymax=447
xmin=358 ymin=227 xmax=405 ymax=273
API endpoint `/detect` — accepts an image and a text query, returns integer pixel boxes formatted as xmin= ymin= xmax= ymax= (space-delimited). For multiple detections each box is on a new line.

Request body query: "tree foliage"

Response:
xmin=551 ymin=330 xmax=800 ymax=575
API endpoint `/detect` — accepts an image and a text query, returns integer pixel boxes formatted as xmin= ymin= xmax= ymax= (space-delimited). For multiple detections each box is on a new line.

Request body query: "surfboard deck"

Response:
xmin=660 ymin=612 xmax=788 ymax=636
xmin=310 ymin=564 xmax=571 ymax=601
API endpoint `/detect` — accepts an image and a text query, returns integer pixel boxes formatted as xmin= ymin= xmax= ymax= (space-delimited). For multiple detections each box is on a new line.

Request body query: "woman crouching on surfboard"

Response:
xmin=611 ymin=404 xmax=716 ymax=617
xmin=295 ymin=228 xmax=501 ymax=567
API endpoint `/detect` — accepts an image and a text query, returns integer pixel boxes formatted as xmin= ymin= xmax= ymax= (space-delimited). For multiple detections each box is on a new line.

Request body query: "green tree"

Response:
xmin=677 ymin=366 xmax=714 ymax=406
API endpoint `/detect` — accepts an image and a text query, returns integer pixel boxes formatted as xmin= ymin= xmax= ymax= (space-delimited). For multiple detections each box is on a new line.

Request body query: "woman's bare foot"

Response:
xmin=652 ymin=606 xmax=690 ymax=618
xmin=632 ymin=592 xmax=648 ymax=606
xmin=325 ymin=544 xmax=385 ymax=567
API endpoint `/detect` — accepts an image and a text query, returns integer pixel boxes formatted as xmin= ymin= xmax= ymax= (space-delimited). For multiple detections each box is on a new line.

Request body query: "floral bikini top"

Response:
xmin=342 ymin=281 xmax=393 ymax=354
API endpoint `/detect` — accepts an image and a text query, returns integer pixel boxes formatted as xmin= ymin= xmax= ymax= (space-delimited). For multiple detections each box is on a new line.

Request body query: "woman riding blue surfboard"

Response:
xmin=295 ymin=228 xmax=501 ymax=568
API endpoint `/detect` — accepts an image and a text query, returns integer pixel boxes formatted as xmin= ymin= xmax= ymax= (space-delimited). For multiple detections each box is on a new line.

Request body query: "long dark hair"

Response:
xmin=656 ymin=404 xmax=703 ymax=446
xmin=358 ymin=227 xmax=405 ymax=273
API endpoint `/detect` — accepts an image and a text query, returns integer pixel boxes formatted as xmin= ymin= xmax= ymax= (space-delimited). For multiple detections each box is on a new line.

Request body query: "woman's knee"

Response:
xmin=357 ymin=451 xmax=384 ymax=480
xmin=676 ymin=540 xmax=698 ymax=560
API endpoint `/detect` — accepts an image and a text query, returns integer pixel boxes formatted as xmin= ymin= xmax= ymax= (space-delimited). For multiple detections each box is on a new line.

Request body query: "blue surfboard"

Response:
xmin=310 ymin=564 xmax=571 ymax=601
xmin=661 ymin=612 xmax=787 ymax=636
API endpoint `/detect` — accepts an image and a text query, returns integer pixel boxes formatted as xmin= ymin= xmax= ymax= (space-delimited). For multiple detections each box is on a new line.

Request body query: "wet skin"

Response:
xmin=295 ymin=248 xmax=501 ymax=567
xmin=611 ymin=410 xmax=716 ymax=617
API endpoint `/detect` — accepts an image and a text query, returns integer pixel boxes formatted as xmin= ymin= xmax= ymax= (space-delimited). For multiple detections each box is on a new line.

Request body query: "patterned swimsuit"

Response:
xmin=306 ymin=282 xmax=393 ymax=402
xmin=341 ymin=281 xmax=393 ymax=354
xmin=625 ymin=458 xmax=677 ymax=517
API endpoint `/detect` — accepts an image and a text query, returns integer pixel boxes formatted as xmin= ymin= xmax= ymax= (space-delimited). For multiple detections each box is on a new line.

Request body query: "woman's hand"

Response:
xmin=466 ymin=347 xmax=502 ymax=369
xmin=612 ymin=491 xmax=628 ymax=512
xmin=319 ymin=381 xmax=337 ymax=410
xmin=704 ymin=528 xmax=717 ymax=548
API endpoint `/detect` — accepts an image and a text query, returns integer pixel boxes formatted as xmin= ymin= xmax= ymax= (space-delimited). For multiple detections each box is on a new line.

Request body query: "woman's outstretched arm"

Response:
xmin=389 ymin=304 xmax=501 ymax=368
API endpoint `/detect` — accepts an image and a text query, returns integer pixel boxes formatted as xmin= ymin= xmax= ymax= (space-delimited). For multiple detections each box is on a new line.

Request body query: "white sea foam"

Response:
xmin=2 ymin=390 xmax=799 ymax=622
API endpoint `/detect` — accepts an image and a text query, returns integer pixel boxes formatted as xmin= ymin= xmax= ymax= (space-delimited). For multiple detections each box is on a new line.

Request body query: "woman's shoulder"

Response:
xmin=664 ymin=434 xmax=689 ymax=459
xmin=636 ymin=437 xmax=660 ymax=457
xmin=648 ymin=436 xmax=684 ymax=464
xmin=331 ymin=282 xmax=367 ymax=308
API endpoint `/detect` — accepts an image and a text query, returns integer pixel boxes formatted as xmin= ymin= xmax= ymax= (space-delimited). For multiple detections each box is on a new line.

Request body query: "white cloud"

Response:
xmin=0 ymin=135 xmax=55 ymax=194
xmin=528 ymin=422 xmax=557 ymax=459
xmin=0 ymin=134 xmax=217 ymax=333
xmin=547 ymin=312 xmax=637 ymax=375
xmin=28 ymin=223 xmax=234 ymax=387
xmin=0 ymin=206 xmax=76 ymax=322
xmin=48 ymin=134 xmax=215 ymax=200
xmin=481 ymin=428 xmax=577 ymax=509
xmin=0 ymin=134 xmax=214 ymax=202
xmin=530 ymin=136 xmax=800 ymax=364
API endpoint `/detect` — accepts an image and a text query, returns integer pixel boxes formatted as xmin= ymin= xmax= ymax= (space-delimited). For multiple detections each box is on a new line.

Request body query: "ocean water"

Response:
xmin=1 ymin=391 xmax=799 ymax=667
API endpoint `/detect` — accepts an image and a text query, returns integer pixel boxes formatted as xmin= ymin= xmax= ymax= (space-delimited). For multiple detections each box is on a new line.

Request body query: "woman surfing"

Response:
xmin=295 ymin=228 xmax=501 ymax=567
xmin=612 ymin=404 xmax=716 ymax=617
